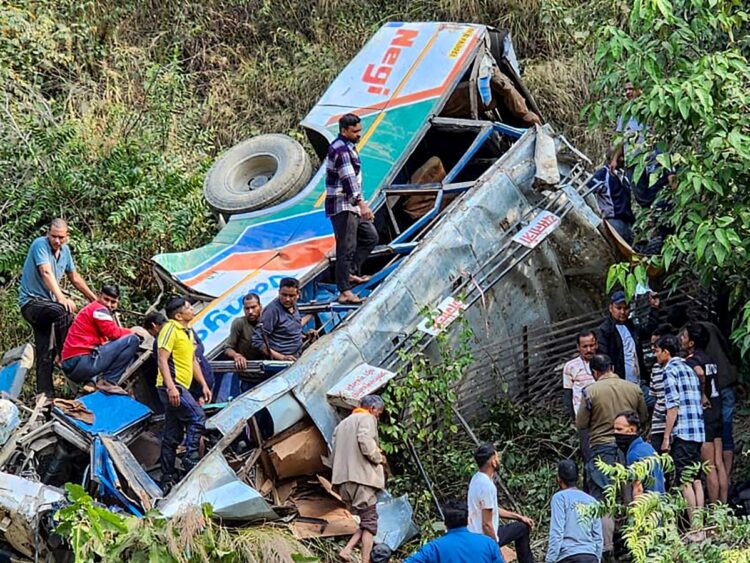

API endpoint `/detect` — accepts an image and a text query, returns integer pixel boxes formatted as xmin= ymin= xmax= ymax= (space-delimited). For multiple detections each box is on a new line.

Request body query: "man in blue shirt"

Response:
xmin=252 ymin=278 xmax=304 ymax=360
xmin=546 ymin=460 xmax=602 ymax=563
xmin=19 ymin=218 xmax=96 ymax=398
xmin=613 ymin=410 xmax=665 ymax=496
xmin=405 ymin=498 xmax=503 ymax=563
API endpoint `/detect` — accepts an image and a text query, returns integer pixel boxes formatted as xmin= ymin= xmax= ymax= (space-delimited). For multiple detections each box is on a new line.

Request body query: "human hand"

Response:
xmin=359 ymin=201 xmax=374 ymax=221
xmin=167 ymin=386 xmax=180 ymax=407
xmin=661 ymin=436 xmax=670 ymax=453
xmin=519 ymin=515 xmax=534 ymax=530
xmin=702 ymin=394 xmax=711 ymax=409
xmin=234 ymin=355 xmax=247 ymax=371
xmin=63 ymin=297 xmax=78 ymax=313
xmin=282 ymin=354 xmax=297 ymax=362
xmin=202 ymin=385 xmax=212 ymax=404
xmin=648 ymin=292 xmax=660 ymax=309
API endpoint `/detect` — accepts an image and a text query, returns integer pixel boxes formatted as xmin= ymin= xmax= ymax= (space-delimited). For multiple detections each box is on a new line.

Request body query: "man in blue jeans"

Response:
xmin=405 ymin=498 xmax=503 ymax=563
xmin=60 ymin=284 xmax=147 ymax=387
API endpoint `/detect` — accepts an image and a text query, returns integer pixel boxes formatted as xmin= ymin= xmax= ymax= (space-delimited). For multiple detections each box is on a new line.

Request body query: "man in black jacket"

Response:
xmin=596 ymin=290 xmax=658 ymax=386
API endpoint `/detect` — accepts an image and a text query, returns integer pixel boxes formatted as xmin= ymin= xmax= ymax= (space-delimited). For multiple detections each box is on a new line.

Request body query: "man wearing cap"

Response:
xmin=596 ymin=290 xmax=657 ymax=385
xmin=331 ymin=395 xmax=387 ymax=563
xmin=156 ymin=297 xmax=212 ymax=491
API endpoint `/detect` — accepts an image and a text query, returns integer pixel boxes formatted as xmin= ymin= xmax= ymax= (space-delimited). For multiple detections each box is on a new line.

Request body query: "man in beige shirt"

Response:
xmin=331 ymin=395 xmax=386 ymax=562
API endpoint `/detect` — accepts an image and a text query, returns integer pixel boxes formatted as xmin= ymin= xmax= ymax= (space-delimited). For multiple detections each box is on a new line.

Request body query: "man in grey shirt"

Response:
xmin=225 ymin=293 xmax=264 ymax=369
xmin=546 ymin=460 xmax=602 ymax=563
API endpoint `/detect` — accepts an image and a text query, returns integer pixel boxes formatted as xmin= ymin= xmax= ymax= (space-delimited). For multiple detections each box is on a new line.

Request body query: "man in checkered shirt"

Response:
xmin=325 ymin=113 xmax=379 ymax=305
xmin=656 ymin=333 xmax=705 ymax=524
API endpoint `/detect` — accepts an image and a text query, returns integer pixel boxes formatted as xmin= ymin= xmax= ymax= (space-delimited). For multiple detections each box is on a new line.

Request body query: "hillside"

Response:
xmin=0 ymin=0 xmax=616 ymax=350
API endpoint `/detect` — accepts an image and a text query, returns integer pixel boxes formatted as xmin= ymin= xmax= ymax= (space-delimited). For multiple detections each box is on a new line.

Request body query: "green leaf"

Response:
xmin=715 ymin=228 xmax=731 ymax=252
xmin=713 ymin=242 xmax=727 ymax=266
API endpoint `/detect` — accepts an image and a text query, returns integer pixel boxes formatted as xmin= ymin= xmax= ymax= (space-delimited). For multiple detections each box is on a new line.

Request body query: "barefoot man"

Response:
xmin=331 ymin=395 xmax=387 ymax=561
xmin=324 ymin=113 xmax=379 ymax=304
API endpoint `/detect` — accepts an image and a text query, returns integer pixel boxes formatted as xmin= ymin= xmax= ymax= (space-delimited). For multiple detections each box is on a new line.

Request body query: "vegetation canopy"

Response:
xmin=589 ymin=0 xmax=750 ymax=353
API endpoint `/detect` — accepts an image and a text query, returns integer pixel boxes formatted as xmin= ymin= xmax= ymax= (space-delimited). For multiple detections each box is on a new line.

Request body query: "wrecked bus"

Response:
xmin=0 ymin=22 xmax=616 ymax=557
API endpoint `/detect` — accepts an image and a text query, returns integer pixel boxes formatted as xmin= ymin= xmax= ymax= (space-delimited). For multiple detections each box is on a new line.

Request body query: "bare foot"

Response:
xmin=349 ymin=274 xmax=372 ymax=284
xmin=337 ymin=291 xmax=363 ymax=304
xmin=338 ymin=550 xmax=352 ymax=562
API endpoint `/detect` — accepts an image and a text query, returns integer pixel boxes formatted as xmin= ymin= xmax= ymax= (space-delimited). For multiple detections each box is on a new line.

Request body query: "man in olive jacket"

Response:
xmin=576 ymin=353 xmax=647 ymax=560
xmin=331 ymin=395 xmax=387 ymax=562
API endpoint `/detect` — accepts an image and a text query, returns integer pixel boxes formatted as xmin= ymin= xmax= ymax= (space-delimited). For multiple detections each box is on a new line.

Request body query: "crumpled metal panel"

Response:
xmin=189 ymin=126 xmax=610 ymax=532
xmin=158 ymin=450 xmax=276 ymax=522
xmin=0 ymin=473 xmax=64 ymax=557
xmin=0 ymin=344 xmax=33 ymax=399
xmin=207 ymin=367 xmax=306 ymax=435
xmin=374 ymin=492 xmax=419 ymax=550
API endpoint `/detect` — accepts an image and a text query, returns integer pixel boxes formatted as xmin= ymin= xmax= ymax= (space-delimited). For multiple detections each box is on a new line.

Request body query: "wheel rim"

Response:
xmin=226 ymin=153 xmax=279 ymax=196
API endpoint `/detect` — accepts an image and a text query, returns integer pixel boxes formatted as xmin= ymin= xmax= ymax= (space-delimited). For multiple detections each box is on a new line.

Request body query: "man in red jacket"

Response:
xmin=61 ymin=284 xmax=147 ymax=385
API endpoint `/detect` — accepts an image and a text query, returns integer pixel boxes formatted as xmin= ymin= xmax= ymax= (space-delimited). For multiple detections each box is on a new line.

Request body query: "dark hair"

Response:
xmin=101 ymin=284 xmax=120 ymax=299
xmin=577 ymin=330 xmax=597 ymax=345
xmin=49 ymin=218 xmax=68 ymax=230
xmin=558 ymin=459 xmax=578 ymax=487
xmin=474 ymin=443 xmax=496 ymax=468
xmin=683 ymin=322 xmax=710 ymax=350
xmin=615 ymin=409 xmax=640 ymax=430
xmin=655 ymin=334 xmax=679 ymax=357
xmin=590 ymin=354 xmax=612 ymax=373
xmin=165 ymin=297 xmax=188 ymax=319
xmin=652 ymin=323 xmax=675 ymax=339
xmin=279 ymin=277 xmax=299 ymax=290
xmin=338 ymin=113 xmax=361 ymax=130
xmin=441 ymin=498 xmax=469 ymax=529
xmin=144 ymin=312 xmax=167 ymax=330
xmin=243 ymin=293 xmax=261 ymax=304
xmin=666 ymin=304 xmax=690 ymax=330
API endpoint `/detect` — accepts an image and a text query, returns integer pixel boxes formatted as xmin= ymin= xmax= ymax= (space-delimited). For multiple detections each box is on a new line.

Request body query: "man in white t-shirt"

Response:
xmin=562 ymin=330 xmax=597 ymax=462
xmin=468 ymin=444 xmax=536 ymax=563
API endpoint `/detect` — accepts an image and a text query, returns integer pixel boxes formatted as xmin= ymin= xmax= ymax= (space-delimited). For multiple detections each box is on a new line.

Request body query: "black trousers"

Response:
xmin=558 ymin=554 xmax=598 ymax=563
xmin=497 ymin=521 xmax=535 ymax=563
xmin=21 ymin=299 xmax=72 ymax=397
xmin=330 ymin=211 xmax=378 ymax=292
